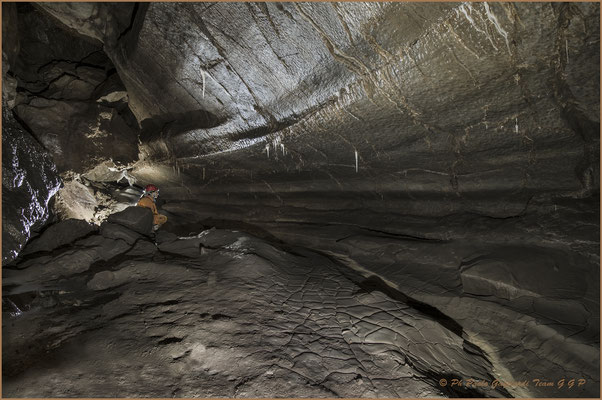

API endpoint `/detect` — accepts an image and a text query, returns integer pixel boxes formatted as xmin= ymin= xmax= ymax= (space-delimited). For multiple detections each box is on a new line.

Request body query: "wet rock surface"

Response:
xmin=2 ymin=106 xmax=61 ymax=265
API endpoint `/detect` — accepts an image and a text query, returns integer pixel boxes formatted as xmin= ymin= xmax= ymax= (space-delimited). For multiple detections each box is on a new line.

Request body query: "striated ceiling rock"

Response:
xmin=34 ymin=2 xmax=600 ymax=219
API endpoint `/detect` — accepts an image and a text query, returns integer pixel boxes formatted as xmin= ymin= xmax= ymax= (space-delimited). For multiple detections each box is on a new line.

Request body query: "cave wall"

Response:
xmin=1 ymin=3 xmax=141 ymax=261
xmin=2 ymin=100 xmax=61 ymax=264
xmin=8 ymin=3 xmax=139 ymax=174
xmin=2 ymin=3 xmax=63 ymax=264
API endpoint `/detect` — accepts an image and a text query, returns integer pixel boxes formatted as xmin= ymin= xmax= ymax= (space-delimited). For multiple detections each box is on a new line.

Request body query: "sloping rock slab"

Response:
xmin=107 ymin=206 xmax=153 ymax=236
xmin=158 ymin=238 xmax=202 ymax=258
xmin=197 ymin=228 xmax=247 ymax=249
xmin=22 ymin=219 xmax=97 ymax=256
xmin=87 ymin=271 xmax=122 ymax=291
xmin=75 ymin=236 xmax=133 ymax=261
xmin=4 ymin=237 xmax=132 ymax=295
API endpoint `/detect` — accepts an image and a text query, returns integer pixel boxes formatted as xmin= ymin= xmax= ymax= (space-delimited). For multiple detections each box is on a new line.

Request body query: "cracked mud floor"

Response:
xmin=2 ymin=229 xmax=509 ymax=398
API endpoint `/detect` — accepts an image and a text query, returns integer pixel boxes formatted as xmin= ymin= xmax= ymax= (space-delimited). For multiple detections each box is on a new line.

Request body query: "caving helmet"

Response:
xmin=145 ymin=184 xmax=159 ymax=193
xmin=144 ymin=184 xmax=160 ymax=199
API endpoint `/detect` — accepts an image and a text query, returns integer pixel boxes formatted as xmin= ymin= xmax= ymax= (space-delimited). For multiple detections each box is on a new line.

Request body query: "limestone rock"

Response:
xmin=75 ymin=236 xmax=132 ymax=261
xmin=34 ymin=2 xmax=135 ymax=46
xmin=12 ymin=4 xmax=109 ymax=88
xmin=2 ymin=3 xmax=599 ymax=398
xmin=4 ymin=235 xmax=131 ymax=290
xmin=14 ymin=99 xmax=138 ymax=173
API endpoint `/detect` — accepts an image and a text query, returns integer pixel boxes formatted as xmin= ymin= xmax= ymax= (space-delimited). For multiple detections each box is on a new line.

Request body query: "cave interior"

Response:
xmin=1 ymin=2 xmax=600 ymax=398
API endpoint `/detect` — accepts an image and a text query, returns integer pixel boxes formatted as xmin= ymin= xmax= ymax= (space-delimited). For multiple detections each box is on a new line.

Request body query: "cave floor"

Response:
xmin=2 ymin=228 xmax=510 ymax=398
xmin=3 ymin=197 xmax=599 ymax=398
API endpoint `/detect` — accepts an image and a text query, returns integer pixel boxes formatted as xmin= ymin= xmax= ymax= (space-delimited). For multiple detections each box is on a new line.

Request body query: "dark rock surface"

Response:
xmin=125 ymin=239 xmax=157 ymax=257
xmin=4 ymin=228 xmax=510 ymax=398
xmin=106 ymin=206 xmax=154 ymax=236
xmin=14 ymin=99 xmax=139 ymax=173
xmin=154 ymin=230 xmax=178 ymax=245
xmin=100 ymin=222 xmax=142 ymax=245
xmin=3 ymin=233 xmax=132 ymax=295
xmin=155 ymin=195 xmax=600 ymax=398
xmin=157 ymin=235 xmax=203 ymax=258
xmin=7 ymin=3 xmax=139 ymax=174
xmin=20 ymin=219 xmax=97 ymax=256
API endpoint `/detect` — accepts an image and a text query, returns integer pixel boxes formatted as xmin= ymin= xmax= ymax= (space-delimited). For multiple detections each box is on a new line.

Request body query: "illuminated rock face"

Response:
xmin=2 ymin=2 xmax=600 ymax=398
xmin=2 ymin=106 xmax=61 ymax=264
xmin=36 ymin=2 xmax=600 ymax=217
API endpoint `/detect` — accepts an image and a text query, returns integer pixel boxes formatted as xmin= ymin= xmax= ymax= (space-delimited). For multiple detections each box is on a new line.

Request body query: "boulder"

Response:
xmin=48 ymin=248 xmax=100 ymax=275
xmin=107 ymin=206 xmax=153 ymax=236
xmin=52 ymin=179 xmax=98 ymax=221
xmin=21 ymin=219 xmax=97 ymax=256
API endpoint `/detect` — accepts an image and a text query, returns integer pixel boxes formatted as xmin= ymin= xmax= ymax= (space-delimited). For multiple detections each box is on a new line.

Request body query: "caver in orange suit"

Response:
xmin=137 ymin=184 xmax=168 ymax=229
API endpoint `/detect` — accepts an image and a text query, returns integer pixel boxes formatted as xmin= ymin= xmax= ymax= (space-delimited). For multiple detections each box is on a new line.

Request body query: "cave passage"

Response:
xmin=2 ymin=2 xmax=600 ymax=398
